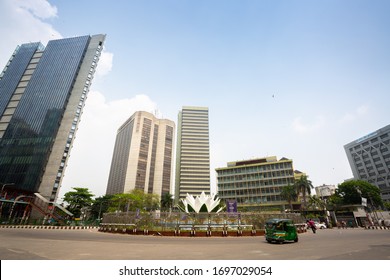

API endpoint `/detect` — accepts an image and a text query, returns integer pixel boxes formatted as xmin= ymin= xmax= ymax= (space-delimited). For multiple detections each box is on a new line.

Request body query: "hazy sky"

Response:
xmin=1 ymin=0 xmax=389 ymax=200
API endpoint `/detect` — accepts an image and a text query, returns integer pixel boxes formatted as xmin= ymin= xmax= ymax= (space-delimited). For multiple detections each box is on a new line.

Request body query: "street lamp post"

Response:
xmin=8 ymin=195 xmax=33 ymax=224
xmin=0 ymin=183 xmax=15 ymax=218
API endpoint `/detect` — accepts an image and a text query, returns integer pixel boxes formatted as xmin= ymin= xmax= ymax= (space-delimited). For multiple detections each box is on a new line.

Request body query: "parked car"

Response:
xmin=315 ymin=222 xmax=327 ymax=229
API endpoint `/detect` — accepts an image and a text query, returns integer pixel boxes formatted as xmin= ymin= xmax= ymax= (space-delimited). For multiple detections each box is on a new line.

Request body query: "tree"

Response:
xmin=307 ymin=195 xmax=326 ymax=210
xmin=63 ymin=187 xmax=94 ymax=218
xmin=161 ymin=192 xmax=174 ymax=211
xmin=280 ymin=184 xmax=297 ymax=210
xmin=294 ymin=175 xmax=313 ymax=211
xmin=335 ymin=180 xmax=382 ymax=208
xmin=90 ymin=194 xmax=114 ymax=220
xmin=108 ymin=189 xmax=160 ymax=213
xmin=326 ymin=193 xmax=344 ymax=210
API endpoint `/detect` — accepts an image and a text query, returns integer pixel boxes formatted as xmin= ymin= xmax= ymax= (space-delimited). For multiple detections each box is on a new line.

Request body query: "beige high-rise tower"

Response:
xmin=106 ymin=111 xmax=175 ymax=197
xmin=175 ymin=106 xmax=210 ymax=203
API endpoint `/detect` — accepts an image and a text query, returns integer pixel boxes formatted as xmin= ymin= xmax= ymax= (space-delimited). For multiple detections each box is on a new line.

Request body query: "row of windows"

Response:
xmin=219 ymin=193 xmax=284 ymax=204
xmin=350 ymin=134 xmax=390 ymax=151
xmin=218 ymin=171 xmax=294 ymax=182
xmin=219 ymin=177 xmax=293 ymax=189
xmin=217 ymin=163 xmax=293 ymax=176
xmin=52 ymin=38 xmax=104 ymax=198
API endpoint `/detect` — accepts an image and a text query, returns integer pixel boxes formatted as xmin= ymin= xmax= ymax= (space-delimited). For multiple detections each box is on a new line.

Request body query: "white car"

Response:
xmin=315 ymin=222 xmax=327 ymax=229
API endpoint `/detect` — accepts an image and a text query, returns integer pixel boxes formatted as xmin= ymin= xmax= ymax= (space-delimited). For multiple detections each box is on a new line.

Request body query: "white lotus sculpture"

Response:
xmin=179 ymin=192 xmax=224 ymax=213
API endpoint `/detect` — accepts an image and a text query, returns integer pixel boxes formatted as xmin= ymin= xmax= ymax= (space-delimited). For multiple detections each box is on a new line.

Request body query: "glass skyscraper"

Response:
xmin=0 ymin=35 xmax=105 ymax=203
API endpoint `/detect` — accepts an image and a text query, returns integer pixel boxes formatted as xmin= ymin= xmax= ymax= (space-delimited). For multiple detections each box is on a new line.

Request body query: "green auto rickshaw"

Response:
xmin=265 ymin=218 xmax=298 ymax=244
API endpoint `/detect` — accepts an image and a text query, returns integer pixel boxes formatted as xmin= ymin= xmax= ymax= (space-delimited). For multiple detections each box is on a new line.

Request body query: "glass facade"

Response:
xmin=0 ymin=36 xmax=91 ymax=193
xmin=0 ymin=43 xmax=42 ymax=117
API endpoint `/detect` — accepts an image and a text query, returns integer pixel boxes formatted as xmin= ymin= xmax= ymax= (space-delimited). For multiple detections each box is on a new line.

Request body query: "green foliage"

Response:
xmin=161 ymin=192 xmax=174 ymax=210
xmin=63 ymin=187 xmax=95 ymax=218
xmin=90 ymin=194 xmax=114 ymax=220
xmin=383 ymin=202 xmax=390 ymax=211
xmin=280 ymin=184 xmax=298 ymax=210
xmin=294 ymin=175 xmax=313 ymax=210
xmin=108 ymin=189 xmax=160 ymax=213
xmin=335 ymin=180 xmax=383 ymax=207
xmin=307 ymin=195 xmax=326 ymax=210
xmin=327 ymin=193 xmax=344 ymax=209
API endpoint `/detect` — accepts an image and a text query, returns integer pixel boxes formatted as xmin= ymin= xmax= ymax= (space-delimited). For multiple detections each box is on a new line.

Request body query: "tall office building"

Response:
xmin=344 ymin=124 xmax=390 ymax=202
xmin=175 ymin=106 xmax=210 ymax=202
xmin=0 ymin=35 xmax=106 ymax=203
xmin=106 ymin=111 xmax=175 ymax=198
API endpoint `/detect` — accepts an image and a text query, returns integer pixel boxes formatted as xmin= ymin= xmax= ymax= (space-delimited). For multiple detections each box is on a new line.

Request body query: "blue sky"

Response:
xmin=0 ymin=0 xmax=389 ymax=199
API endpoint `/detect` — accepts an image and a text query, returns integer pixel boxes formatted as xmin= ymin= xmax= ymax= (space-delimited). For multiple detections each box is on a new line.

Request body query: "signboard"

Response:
xmin=361 ymin=197 xmax=367 ymax=207
xmin=226 ymin=200 xmax=237 ymax=213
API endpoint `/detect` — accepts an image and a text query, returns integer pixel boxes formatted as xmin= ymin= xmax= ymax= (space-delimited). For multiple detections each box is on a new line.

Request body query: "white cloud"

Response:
xmin=292 ymin=116 xmax=326 ymax=133
xmin=96 ymin=49 xmax=113 ymax=77
xmin=18 ymin=0 xmax=58 ymax=19
xmin=0 ymin=1 xmax=157 ymax=198
xmin=356 ymin=105 xmax=368 ymax=115
xmin=0 ymin=0 xmax=62 ymax=68
xmin=60 ymin=92 xmax=159 ymax=198
xmin=339 ymin=105 xmax=369 ymax=124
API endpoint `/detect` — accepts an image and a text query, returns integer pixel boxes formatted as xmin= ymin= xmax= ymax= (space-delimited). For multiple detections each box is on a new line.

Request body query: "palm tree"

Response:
xmin=161 ymin=192 xmax=174 ymax=211
xmin=280 ymin=184 xmax=298 ymax=211
xmin=294 ymin=175 xmax=313 ymax=211
xmin=307 ymin=195 xmax=326 ymax=211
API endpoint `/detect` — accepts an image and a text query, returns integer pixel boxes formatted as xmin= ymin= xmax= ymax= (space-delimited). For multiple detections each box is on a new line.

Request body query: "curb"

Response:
xmin=364 ymin=225 xmax=390 ymax=230
xmin=0 ymin=225 xmax=99 ymax=230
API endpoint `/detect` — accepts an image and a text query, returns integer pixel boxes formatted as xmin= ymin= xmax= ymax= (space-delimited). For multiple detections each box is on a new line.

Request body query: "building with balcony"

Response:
xmin=216 ymin=156 xmax=295 ymax=210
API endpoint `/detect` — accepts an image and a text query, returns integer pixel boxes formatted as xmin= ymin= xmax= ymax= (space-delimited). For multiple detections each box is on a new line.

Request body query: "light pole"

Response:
xmin=0 ymin=183 xmax=15 ymax=218
xmin=0 ymin=182 xmax=15 ymax=197
xmin=8 ymin=195 xmax=33 ymax=224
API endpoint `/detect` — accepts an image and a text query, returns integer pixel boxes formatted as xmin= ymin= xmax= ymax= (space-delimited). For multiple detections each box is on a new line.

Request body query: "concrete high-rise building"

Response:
xmin=175 ymin=106 xmax=210 ymax=202
xmin=106 ymin=111 xmax=175 ymax=198
xmin=344 ymin=124 xmax=390 ymax=202
xmin=0 ymin=35 xmax=106 ymax=203
xmin=216 ymin=156 xmax=295 ymax=209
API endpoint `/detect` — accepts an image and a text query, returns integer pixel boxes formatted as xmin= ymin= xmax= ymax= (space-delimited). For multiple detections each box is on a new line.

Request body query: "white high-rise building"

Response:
xmin=175 ymin=106 xmax=210 ymax=202
xmin=344 ymin=124 xmax=390 ymax=202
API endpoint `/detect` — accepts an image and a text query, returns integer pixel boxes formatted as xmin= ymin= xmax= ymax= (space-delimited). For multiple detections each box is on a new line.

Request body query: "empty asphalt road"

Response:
xmin=0 ymin=227 xmax=389 ymax=260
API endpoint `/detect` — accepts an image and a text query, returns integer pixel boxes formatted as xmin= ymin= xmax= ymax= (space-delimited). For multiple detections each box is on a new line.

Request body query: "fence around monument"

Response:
xmin=101 ymin=211 xmax=305 ymax=233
